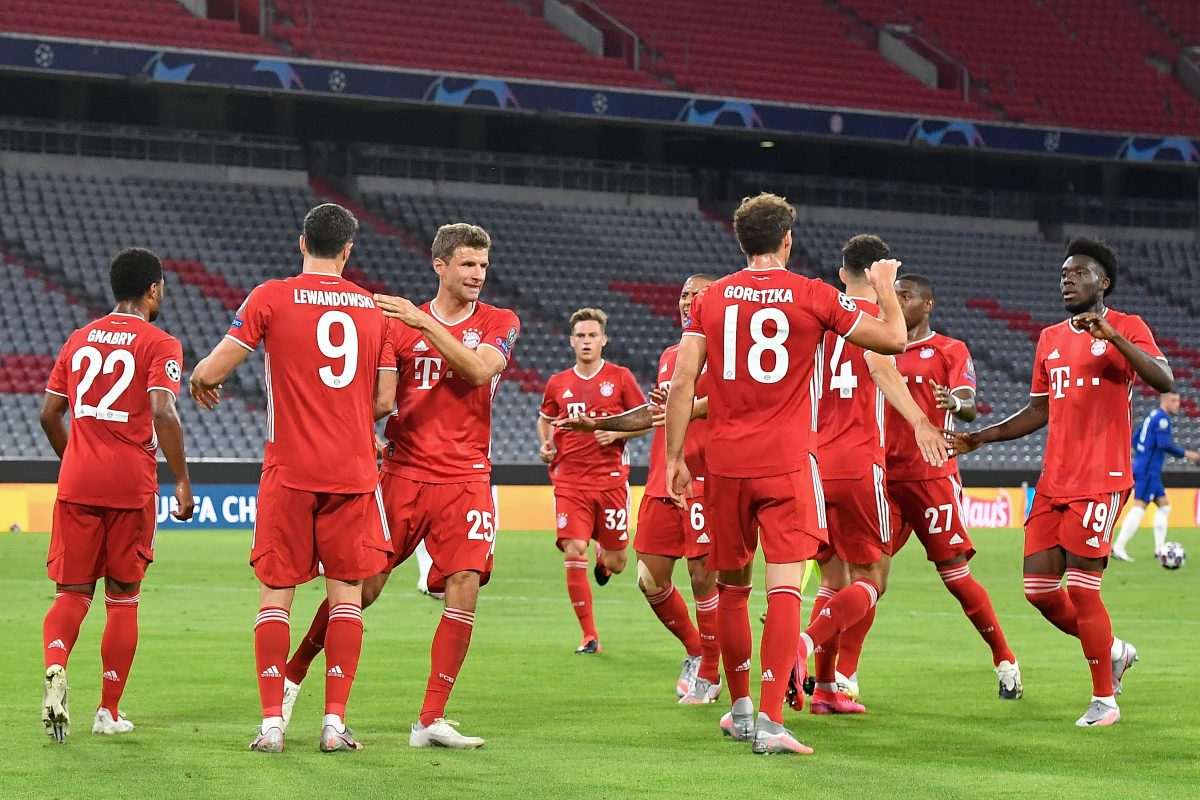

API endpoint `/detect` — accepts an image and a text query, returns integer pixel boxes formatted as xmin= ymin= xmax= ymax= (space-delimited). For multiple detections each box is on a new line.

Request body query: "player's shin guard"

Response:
xmin=1064 ymin=569 xmax=1115 ymax=697
xmin=646 ymin=584 xmax=703 ymax=656
xmin=1023 ymin=574 xmax=1079 ymax=636
xmin=564 ymin=558 xmax=596 ymax=639
xmin=760 ymin=586 xmax=803 ymax=723
xmin=323 ymin=603 xmax=363 ymax=718
xmin=420 ymin=608 xmax=474 ymax=727
xmin=254 ymin=607 xmax=290 ymax=718
xmin=717 ymin=583 xmax=753 ymax=704
xmin=286 ymin=599 xmax=330 ymax=685
xmin=809 ymin=586 xmax=838 ymax=685
xmin=937 ymin=564 xmax=1015 ymax=666
xmin=837 ymin=604 xmax=875 ymax=679
xmin=99 ymin=592 xmax=139 ymax=719
xmin=43 ymin=590 xmax=92 ymax=669
xmin=694 ymin=591 xmax=721 ymax=683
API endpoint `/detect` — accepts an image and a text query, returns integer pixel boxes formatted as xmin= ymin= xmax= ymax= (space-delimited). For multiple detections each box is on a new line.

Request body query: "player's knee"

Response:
xmin=605 ymin=551 xmax=627 ymax=574
xmin=104 ymin=577 xmax=140 ymax=596
xmin=562 ymin=540 xmax=587 ymax=559
xmin=444 ymin=571 xmax=481 ymax=612
xmin=636 ymin=560 xmax=661 ymax=595
xmin=687 ymin=563 xmax=715 ymax=597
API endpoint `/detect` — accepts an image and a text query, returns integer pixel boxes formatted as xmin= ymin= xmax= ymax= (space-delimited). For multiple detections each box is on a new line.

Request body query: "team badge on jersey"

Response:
xmin=599 ymin=381 xmax=615 ymax=397
xmin=920 ymin=347 xmax=935 ymax=359
xmin=1091 ymin=340 xmax=1107 ymax=356
xmin=462 ymin=329 xmax=482 ymax=349
xmin=165 ymin=360 xmax=181 ymax=382
xmin=557 ymin=512 xmax=568 ymax=529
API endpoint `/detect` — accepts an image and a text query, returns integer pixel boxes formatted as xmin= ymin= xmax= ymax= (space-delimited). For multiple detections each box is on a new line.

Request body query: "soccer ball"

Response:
xmin=1157 ymin=542 xmax=1186 ymax=570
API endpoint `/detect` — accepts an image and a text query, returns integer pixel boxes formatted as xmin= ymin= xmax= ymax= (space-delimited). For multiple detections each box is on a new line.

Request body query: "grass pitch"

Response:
xmin=1 ymin=527 xmax=1197 ymax=799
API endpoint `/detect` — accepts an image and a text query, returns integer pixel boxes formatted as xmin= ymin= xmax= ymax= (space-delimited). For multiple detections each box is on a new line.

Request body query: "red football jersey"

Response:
xmin=683 ymin=268 xmax=865 ymax=479
xmin=817 ymin=297 xmax=885 ymax=480
xmin=540 ymin=360 xmax=648 ymax=490
xmin=644 ymin=343 xmax=709 ymax=499
xmin=383 ymin=300 xmax=520 ymax=483
xmin=1030 ymin=309 xmax=1163 ymax=498
xmin=226 ymin=272 xmax=395 ymax=494
xmin=46 ymin=313 xmax=183 ymax=509
xmin=884 ymin=332 xmax=976 ymax=482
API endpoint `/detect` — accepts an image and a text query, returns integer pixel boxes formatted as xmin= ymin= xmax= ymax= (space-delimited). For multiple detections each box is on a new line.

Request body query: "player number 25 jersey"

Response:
xmin=47 ymin=313 xmax=184 ymax=508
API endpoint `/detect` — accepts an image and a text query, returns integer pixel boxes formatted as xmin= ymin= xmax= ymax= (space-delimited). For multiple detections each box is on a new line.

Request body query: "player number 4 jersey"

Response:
xmin=684 ymin=268 xmax=864 ymax=479
xmin=47 ymin=313 xmax=184 ymax=508
xmin=1031 ymin=309 xmax=1164 ymax=498
xmin=226 ymin=272 xmax=395 ymax=495
xmin=817 ymin=297 xmax=884 ymax=479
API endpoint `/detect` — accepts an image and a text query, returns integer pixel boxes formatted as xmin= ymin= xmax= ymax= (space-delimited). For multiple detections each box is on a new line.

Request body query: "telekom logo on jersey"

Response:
xmin=1049 ymin=366 xmax=1072 ymax=398
xmin=414 ymin=356 xmax=445 ymax=389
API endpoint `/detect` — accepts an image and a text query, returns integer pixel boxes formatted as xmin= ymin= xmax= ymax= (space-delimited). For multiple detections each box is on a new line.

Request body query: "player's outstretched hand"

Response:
xmin=943 ymin=429 xmax=981 ymax=456
xmin=650 ymin=405 xmax=666 ymax=428
xmin=649 ymin=385 xmax=669 ymax=406
xmin=1072 ymin=312 xmax=1118 ymax=341
xmin=914 ymin=419 xmax=950 ymax=467
xmin=374 ymin=293 xmax=429 ymax=329
xmin=666 ymin=458 xmax=693 ymax=509
xmin=553 ymin=415 xmax=597 ymax=433
xmin=931 ymin=381 xmax=956 ymax=410
xmin=172 ymin=481 xmax=195 ymax=521
xmin=189 ymin=376 xmax=221 ymax=410
xmin=594 ymin=430 xmax=621 ymax=446
xmin=1187 ymin=450 xmax=1200 ymax=464
xmin=866 ymin=258 xmax=902 ymax=293
xmin=538 ymin=439 xmax=555 ymax=464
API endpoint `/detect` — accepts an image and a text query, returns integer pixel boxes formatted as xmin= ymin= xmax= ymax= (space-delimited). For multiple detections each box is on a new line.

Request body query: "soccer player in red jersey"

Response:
xmin=797 ymin=235 xmax=951 ymax=715
xmin=38 ymin=248 xmax=194 ymax=742
xmin=951 ymin=237 xmax=1172 ymax=727
xmin=665 ymin=194 xmax=907 ymax=755
xmin=555 ymin=274 xmax=724 ymax=702
xmin=882 ymin=272 xmax=1023 ymax=699
xmin=189 ymin=204 xmax=397 ymax=753
xmin=283 ymin=223 xmax=517 ymax=749
xmin=538 ymin=308 xmax=649 ymax=654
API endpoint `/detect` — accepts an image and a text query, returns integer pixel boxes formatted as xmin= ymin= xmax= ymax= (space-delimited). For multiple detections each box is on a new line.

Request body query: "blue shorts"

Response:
xmin=1132 ymin=470 xmax=1165 ymax=504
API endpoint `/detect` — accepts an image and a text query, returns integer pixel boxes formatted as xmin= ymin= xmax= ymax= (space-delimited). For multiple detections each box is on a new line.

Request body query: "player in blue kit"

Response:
xmin=1112 ymin=392 xmax=1198 ymax=562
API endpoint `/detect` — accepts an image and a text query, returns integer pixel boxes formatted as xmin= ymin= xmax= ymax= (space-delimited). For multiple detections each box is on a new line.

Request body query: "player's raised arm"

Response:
xmin=665 ymin=333 xmax=704 ymax=506
xmin=150 ymin=389 xmax=194 ymax=521
xmin=1073 ymin=311 xmax=1174 ymax=393
xmin=375 ymin=293 xmax=506 ymax=387
xmin=844 ymin=258 xmax=906 ymax=355
xmin=554 ymin=405 xmax=654 ymax=433
xmin=864 ymin=351 xmax=948 ymax=467
xmin=950 ymin=395 xmax=1049 ymax=455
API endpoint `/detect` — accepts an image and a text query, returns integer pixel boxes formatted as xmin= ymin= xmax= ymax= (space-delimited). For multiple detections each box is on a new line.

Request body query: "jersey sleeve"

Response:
xmin=811 ymin=280 xmax=865 ymax=338
xmin=540 ymin=376 xmax=560 ymax=420
xmin=945 ymin=339 xmax=978 ymax=395
xmin=377 ymin=317 xmax=397 ymax=372
xmin=479 ymin=309 xmax=521 ymax=366
xmin=1121 ymin=314 xmax=1165 ymax=362
xmin=147 ymin=335 xmax=185 ymax=396
xmin=682 ymin=288 xmax=707 ymax=338
xmin=46 ymin=339 xmax=70 ymax=397
xmin=226 ymin=283 xmax=273 ymax=351
xmin=1157 ymin=416 xmax=1187 ymax=458
xmin=621 ymin=368 xmax=649 ymax=412
xmin=1030 ymin=330 xmax=1050 ymax=397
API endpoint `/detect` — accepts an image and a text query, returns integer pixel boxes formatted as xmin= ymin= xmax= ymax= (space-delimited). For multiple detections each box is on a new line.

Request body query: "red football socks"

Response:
xmin=716 ymin=583 xmax=753 ymax=703
xmin=43 ymin=590 xmax=92 ymax=669
xmin=99 ymin=592 xmax=139 ymax=719
xmin=693 ymin=590 xmax=721 ymax=684
xmin=565 ymin=558 xmax=596 ymax=639
xmin=323 ymin=603 xmax=363 ymax=718
xmin=420 ymin=608 xmax=475 ymax=727
xmin=809 ymin=586 xmax=838 ymax=684
xmin=286 ymin=598 xmax=330 ymax=685
xmin=254 ymin=606 xmax=290 ymax=718
xmin=1023 ymin=574 xmax=1079 ymax=636
xmin=837 ymin=604 xmax=875 ymax=678
xmin=760 ymin=585 xmax=803 ymax=724
xmin=1064 ymin=569 xmax=1115 ymax=696
xmin=646 ymin=584 xmax=702 ymax=657
xmin=938 ymin=563 xmax=1015 ymax=666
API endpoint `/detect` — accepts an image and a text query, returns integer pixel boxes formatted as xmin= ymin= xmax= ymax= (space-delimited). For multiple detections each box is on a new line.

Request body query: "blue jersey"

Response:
xmin=1132 ymin=408 xmax=1185 ymax=477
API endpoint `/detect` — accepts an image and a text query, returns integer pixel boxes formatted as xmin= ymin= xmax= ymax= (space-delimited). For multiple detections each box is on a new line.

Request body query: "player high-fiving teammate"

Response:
xmin=950 ymin=237 xmax=1173 ymax=727
xmin=665 ymin=193 xmax=907 ymax=755
xmin=190 ymin=204 xmax=397 ymax=752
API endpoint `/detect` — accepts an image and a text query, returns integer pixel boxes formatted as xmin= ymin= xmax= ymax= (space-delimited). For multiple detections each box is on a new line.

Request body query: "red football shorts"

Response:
xmin=48 ymin=497 xmax=157 ymax=585
xmin=887 ymin=475 xmax=976 ymax=563
xmin=816 ymin=466 xmax=890 ymax=565
xmin=1025 ymin=490 xmax=1128 ymax=560
xmin=380 ymin=474 xmax=496 ymax=593
xmin=251 ymin=467 xmax=392 ymax=586
xmin=634 ymin=493 xmax=710 ymax=561
xmin=553 ymin=485 xmax=631 ymax=552
xmin=706 ymin=461 xmax=827 ymax=571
